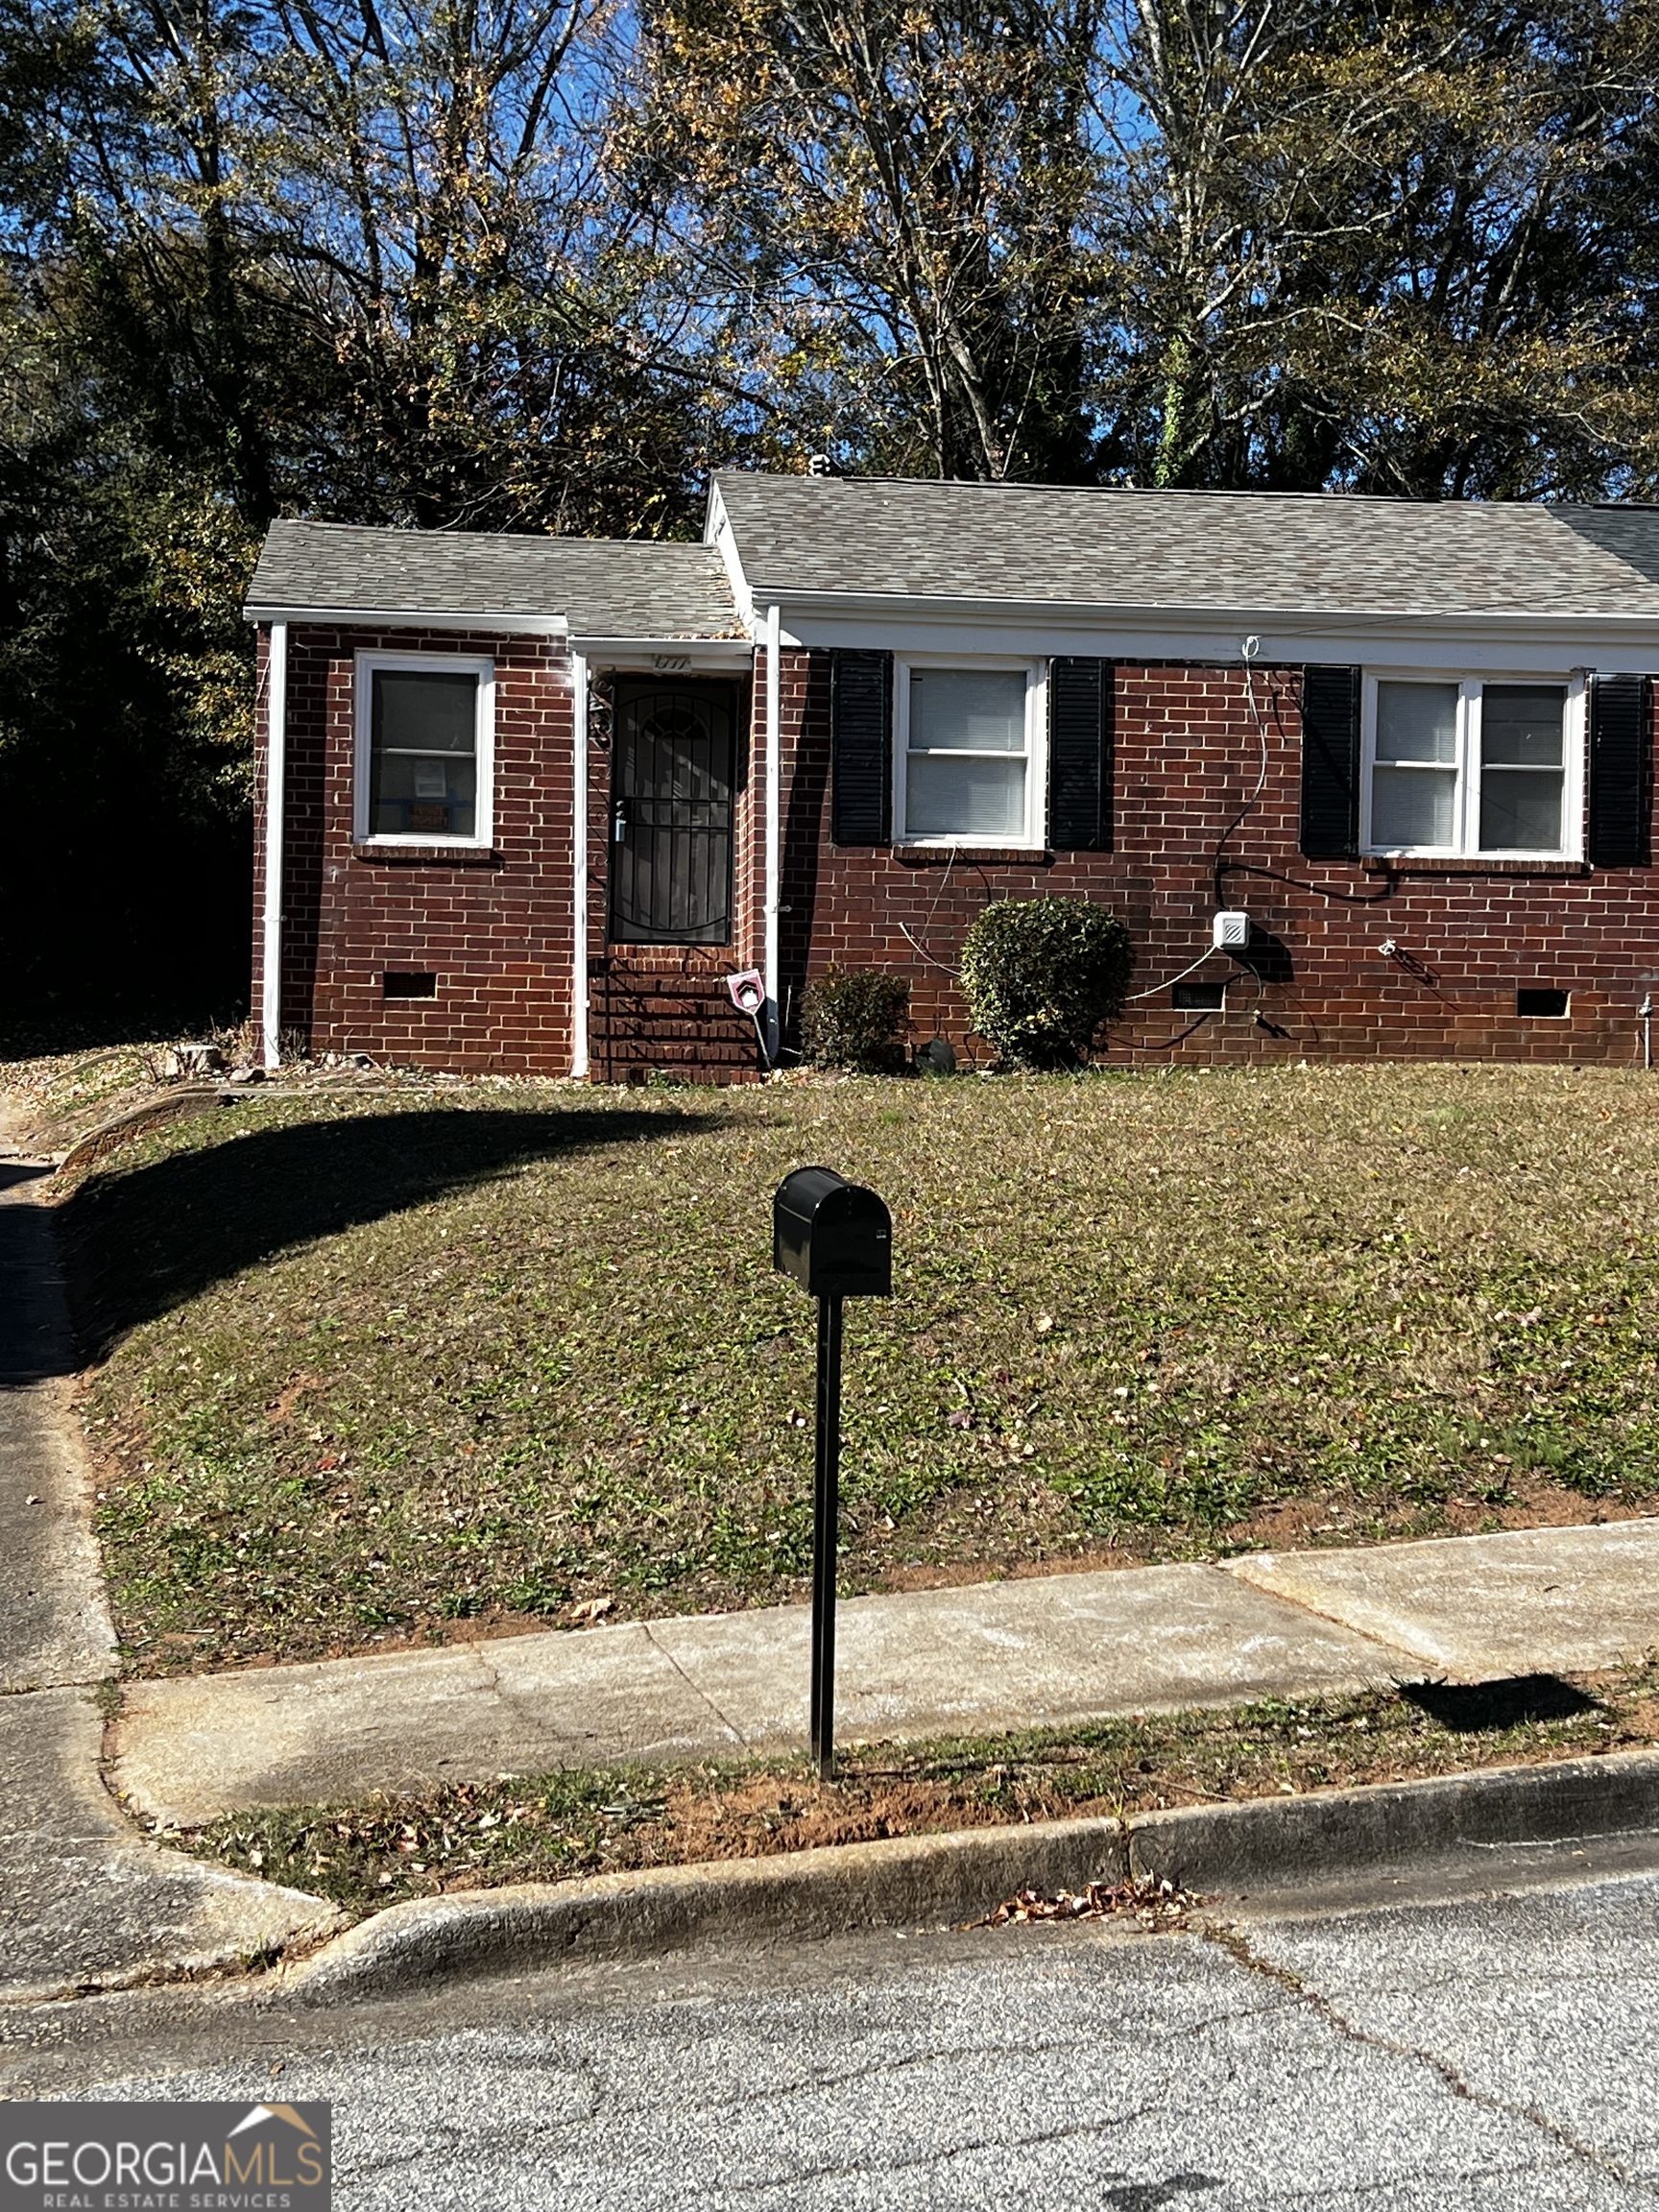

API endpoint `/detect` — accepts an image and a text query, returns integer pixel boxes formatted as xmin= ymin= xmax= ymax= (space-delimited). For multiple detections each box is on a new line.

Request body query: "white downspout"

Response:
xmin=763 ymin=603 xmax=782 ymax=1064
xmin=260 ymin=621 xmax=288 ymax=1071
xmin=570 ymin=652 xmax=589 ymax=1080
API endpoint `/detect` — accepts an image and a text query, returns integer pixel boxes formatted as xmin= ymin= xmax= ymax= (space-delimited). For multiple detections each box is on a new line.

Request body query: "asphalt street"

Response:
xmin=5 ymin=1857 xmax=1659 ymax=2209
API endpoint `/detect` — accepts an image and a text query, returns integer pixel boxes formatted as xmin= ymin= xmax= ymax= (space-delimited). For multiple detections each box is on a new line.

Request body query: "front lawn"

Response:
xmin=53 ymin=1062 xmax=1659 ymax=1672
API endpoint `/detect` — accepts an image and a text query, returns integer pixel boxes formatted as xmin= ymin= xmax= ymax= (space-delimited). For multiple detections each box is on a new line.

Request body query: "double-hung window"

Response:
xmin=1362 ymin=675 xmax=1580 ymax=859
xmin=354 ymin=652 xmax=494 ymax=848
xmin=895 ymin=660 xmax=1045 ymax=846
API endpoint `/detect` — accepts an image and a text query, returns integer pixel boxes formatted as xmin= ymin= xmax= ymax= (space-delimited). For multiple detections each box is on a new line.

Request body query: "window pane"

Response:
xmin=1480 ymin=768 xmax=1562 ymax=852
xmin=909 ymin=669 xmax=1025 ymax=754
xmin=1371 ymin=764 xmax=1455 ymax=847
xmin=374 ymin=671 xmax=477 ymax=753
xmin=371 ymin=670 xmax=478 ymax=837
xmin=1376 ymin=682 xmax=1458 ymax=763
xmin=905 ymin=754 xmax=1026 ymax=837
xmin=1481 ymin=685 xmax=1565 ymax=767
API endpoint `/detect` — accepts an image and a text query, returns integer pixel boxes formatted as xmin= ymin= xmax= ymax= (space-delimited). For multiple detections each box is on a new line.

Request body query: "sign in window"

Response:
xmin=369 ymin=669 xmax=480 ymax=839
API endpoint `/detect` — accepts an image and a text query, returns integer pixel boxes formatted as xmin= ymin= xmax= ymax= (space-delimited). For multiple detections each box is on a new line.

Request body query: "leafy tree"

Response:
xmin=0 ymin=0 xmax=732 ymax=1027
xmin=0 ymin=280 xmax=257 ymax=1027
xmin=636 ymin=0 xmax=1109 ymax=479
xmin=1100 ymin=0 xmax=1659 ymax=495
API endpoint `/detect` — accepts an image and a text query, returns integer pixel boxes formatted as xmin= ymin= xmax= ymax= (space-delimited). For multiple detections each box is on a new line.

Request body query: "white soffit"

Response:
xmin=775 ymin=599 xmax=1659 ymax=675
xmin=245 ymin=604 xmax=568 ymax=637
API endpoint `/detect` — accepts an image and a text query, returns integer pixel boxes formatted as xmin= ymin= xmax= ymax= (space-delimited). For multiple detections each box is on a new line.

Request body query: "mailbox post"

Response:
xmin=773 ymin=1166 xmax=893 ymax=1780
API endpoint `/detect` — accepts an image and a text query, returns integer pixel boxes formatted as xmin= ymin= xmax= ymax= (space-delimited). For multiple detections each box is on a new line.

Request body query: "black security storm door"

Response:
xmin=608 ymin=677 xmax=738 ymax=945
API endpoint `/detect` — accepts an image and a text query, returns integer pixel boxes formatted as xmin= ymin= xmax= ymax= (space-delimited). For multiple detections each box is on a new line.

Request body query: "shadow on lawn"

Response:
xmin=57 ymin=1105 xmax=721 ymax=1364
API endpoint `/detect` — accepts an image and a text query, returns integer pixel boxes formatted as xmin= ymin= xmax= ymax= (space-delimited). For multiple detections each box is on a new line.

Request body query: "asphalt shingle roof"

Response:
xmin=246 ymin=519 xmax=741 ymax=637
xmin=713 ymin=472 xmax=1659 ymax=618
xmin=250 ymin=484 xmax=1659 ymax=633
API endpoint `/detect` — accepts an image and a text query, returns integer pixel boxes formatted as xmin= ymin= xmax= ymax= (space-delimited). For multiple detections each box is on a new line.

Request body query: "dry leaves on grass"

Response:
xmin=73 ymin=1066 xmax=1659 ymax=1672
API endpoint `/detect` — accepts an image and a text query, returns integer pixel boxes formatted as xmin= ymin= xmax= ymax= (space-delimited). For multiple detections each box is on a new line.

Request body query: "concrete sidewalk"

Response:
xmin=112 ymin=1515 xmax=1659 ymax=1831
xmin=0 ymin=1135 xmax=340 ymax=2004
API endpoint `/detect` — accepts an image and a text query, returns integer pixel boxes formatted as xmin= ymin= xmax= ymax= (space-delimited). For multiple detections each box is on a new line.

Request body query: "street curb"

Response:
xmin=286 ymin=1819 xmax=1127 ymax=2003
xmin=1127 ymin=1745 xmax=1659 ymax=1892
xmin=285 ymin=1748 xmax=1659 ymax=2003
xmin=55 ymin=1087 xmax=228 ymax=1173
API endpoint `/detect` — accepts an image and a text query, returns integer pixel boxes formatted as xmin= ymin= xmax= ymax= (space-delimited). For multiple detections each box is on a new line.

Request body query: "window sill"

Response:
xmin=894 ymin=845 xmax=1053 ymax=866
xmin=1361 ymin=855 xmax=1589 ymax=877
xmin=351 ymin=841 xmax=500 ymax=866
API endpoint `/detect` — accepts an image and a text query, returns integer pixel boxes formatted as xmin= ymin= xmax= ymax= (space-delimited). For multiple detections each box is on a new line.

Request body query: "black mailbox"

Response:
xmin=773 ymin=1166 xmax=892 ymax=1299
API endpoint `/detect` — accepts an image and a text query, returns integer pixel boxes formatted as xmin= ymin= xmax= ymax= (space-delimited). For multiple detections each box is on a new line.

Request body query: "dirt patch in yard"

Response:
xmin=161 ymin=1655 xmax=1659 ymax=1919
xmin=53 ymin=1063 xmax=1659 ymax=1672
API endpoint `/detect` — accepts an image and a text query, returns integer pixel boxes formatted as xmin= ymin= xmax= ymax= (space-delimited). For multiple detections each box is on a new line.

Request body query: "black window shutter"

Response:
xmin=830 ymin=649 xmax=892 ymax=844
xmin=1587 ymin=673 xmax=1651 ymax=867
xmin=1300 ymin=664 xmax=1361 ymax=858
xmin=1048 ymin=657 xmax=1113 ymax=850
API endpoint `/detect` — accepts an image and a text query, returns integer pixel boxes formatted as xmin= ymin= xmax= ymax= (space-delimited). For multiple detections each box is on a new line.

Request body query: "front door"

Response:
xmin=608 ymin=677 xmax=738 ymax=946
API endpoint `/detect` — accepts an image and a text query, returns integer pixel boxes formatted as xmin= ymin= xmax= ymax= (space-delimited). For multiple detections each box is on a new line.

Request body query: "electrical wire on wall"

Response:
xmin=883 ymin=644 xmax=1288 ymax=1052
xmin=1214 ymin=634 xmax=1271 ymax=907
xmin=1127 ymin=635 xmax=1274 ymax=1013
xmin=899 ymin=844 xmax=966 ymax=974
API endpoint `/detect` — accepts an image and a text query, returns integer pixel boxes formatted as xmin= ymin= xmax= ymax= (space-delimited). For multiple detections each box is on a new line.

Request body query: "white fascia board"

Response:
xmin=772 ymin=596 xmax=1659 ymax=675
xmin=570 ymin=636 xmax=756 ymax=670
xmin=705 ymin=483 xmax=757 ymax=632
xmin=244 ymin=604 xmax=568 ymax=637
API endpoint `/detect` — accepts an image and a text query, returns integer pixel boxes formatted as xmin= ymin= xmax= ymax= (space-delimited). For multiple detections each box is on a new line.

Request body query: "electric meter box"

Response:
xmin=1212 ymin=910 xmax=1251 ymax=951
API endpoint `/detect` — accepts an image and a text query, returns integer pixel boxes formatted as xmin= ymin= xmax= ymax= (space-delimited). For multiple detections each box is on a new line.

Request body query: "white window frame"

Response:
xmin=1359 ymin=668 xmax=1585 ymax=862
xmin=353 ymin=650 xmax=495 ymax=850
xmin=893 ymin=654 xmax=1047 ymax=849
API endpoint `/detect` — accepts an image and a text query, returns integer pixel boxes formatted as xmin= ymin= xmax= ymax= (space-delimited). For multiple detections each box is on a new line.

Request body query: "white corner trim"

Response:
xmin=260 ymin=621 xmax=288 ymax=1070
xmin=571 ymin=653 xmax=590 ymax=1080
xmin=763 ymin=604 xmax=782 ymax=1063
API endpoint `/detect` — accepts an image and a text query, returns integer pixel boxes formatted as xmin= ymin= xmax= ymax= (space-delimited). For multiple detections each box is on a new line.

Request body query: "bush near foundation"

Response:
xmin=800 ymin=964 xmax=911 ymax=1072
xmin=960 ymin=898 xmax=1133 ymax=1069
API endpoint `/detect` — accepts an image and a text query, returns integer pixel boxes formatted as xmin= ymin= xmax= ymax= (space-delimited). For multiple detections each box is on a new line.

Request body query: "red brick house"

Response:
xmin=247 ymin=473 xmax=1659 ymax=1080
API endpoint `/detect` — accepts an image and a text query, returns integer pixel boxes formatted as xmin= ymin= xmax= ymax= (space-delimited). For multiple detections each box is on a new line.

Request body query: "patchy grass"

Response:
xmin=0 ymin=1041 xmax=169 ymax=1150
xmin=59 ymin=1063 xmax=1659 ymax=1672
xmin=162 ymin=1656 xmax=1659 ymax=1917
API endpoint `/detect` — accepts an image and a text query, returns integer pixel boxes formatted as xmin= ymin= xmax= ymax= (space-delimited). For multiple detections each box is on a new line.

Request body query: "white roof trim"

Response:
xmin=244 ymin=603 xmax=568 ymax=636
xmin=704 ymin=482 xmax=757 ymax=632
xmin=571 ymin=635 xmax=755 ymax=667
xmin=755 ymin=585 xmax=1659 ymax=633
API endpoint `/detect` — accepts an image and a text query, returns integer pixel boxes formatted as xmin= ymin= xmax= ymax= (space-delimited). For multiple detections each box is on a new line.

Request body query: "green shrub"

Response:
xmin=958 ymin=899 xmax=1133 ymax=1069
xmin=800 ymin=964 xmax=911 ymax=1072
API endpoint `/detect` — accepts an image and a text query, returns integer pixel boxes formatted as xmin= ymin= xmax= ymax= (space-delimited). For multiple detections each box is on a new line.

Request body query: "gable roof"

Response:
xmin=246 ymin=519 xmax=741 ymax=637
xmin=712 ymin=472 xmax=1659 ymax=619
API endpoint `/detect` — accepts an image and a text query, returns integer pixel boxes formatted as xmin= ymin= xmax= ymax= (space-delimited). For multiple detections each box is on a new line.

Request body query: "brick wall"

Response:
xmin=266 ymin=625 xmax=577 ymax=1074
xmin=772 ymin=651 xmax=1659 ymax=1070
xmin=263 ymin=634 xmax=1659 ymax=1079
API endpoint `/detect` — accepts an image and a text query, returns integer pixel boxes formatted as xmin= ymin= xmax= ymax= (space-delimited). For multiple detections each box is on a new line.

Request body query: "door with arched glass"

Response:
xmin=607 ymin=677 xmax=739 ymax=945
